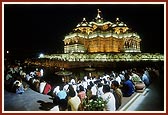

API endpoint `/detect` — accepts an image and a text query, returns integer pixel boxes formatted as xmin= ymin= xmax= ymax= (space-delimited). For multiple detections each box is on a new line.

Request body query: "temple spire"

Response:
xmin=82 ymin=17 xmax=87 ymax=23
xmin=116 ymin=17 xmax=120 ymax=21
xmin=96 ymin=9 xmax=102 ymax=19
xmin=95 ymin=9 xmax=103 ymax=23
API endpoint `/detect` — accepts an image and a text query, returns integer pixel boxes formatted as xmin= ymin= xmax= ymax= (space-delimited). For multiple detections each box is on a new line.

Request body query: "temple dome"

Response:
xmin=76 ymin=17 xmax=92 ymax=27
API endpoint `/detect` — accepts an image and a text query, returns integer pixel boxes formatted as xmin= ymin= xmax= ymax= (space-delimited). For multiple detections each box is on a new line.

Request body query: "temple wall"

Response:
xmin=64 ymin=35 xmax=141 ymax=53
xmin=83 ymin=37 xmax=125 ymax=53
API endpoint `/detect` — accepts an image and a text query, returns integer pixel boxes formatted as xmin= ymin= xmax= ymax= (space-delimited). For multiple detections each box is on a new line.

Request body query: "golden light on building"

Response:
xmin=63 ymin=9 xmax=141 ymax=53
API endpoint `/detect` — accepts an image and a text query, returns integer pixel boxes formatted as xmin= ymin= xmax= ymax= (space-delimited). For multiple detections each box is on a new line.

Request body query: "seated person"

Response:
xmin=53 ymin=85 xmax=67 ymax=111
xmin=68 ymin=86 xmax=81 ymax=111
xmin=77 ymin=85 xmax=86 ymax=101
xmin=39 ymin=79 xmax=46 ymax=93
xmin=43 ymin=82 xmax=52 ymax=95
xmin=111 ymin=80 xmax=123 ymax=110
xmin=141 ymin=70 xmax=150 ymax=87
xmin=121 ymin=73 xmax=135 ymax=97
xmin=13 ymin=78 xmax=25 ymax=94
xmin=101 ymin=85 xmax=116 ymax=111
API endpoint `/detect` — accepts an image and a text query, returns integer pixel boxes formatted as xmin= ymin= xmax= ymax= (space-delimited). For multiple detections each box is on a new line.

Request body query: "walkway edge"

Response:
xmin=118 ymin=93 xmax=141 ymax=111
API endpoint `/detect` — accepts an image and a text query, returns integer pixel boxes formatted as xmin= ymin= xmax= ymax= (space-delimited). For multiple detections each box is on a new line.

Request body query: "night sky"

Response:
xmin=4 ymin=3 xmax=164 ymax=59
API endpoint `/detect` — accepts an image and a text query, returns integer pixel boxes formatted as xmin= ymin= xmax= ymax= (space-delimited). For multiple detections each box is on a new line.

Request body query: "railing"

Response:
xmin=38 ymin=53 xmax=164 ymax=62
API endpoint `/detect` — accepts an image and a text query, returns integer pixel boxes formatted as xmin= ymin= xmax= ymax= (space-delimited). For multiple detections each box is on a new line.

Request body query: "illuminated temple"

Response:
xmin=32 ymin=9 xmax=164 ymax=68
xmin=63 ymin=9 xmax=141 ymax=53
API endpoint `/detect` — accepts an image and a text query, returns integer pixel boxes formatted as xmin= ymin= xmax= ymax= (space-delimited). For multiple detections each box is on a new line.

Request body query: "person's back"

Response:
xmin=70 ymin=78 xmax=76 ymax=85
xmin=97 ymin=82 xmax=104 ymax=97
xmin=57 ymin=90 xmax=67 ymax=100
xmin=68 ymin=86 xmax=81 ymax=111
xmin=82 ymin=80 xmax=88 ymax=90
xmin=90 ymin=82 xmax=97 ymax=97
xmin=68 ymin=95 xmax=81 ymax=111
xmin=101 ymin=85 xmax=116 ymax=111
xmin=122 ymin=73 xmax=135 ymax=97
xmin=86 ymin=85 xmax=92 ymax=100
xmin=57 ymin=85 xmax=68 ymax=110
xmin=78 ymin=85 xmax=86 ymax=100
xmin=39 ymin=80 xmax=46 ymax=94
xmin=5 ymin=72 xmax=13 ymax=81
xmin=53 ymin=86 xmax=60 ymax=96
xmin=142 ymin=73 xmax=150 ymax=87
xmin=43 ymin=83 xmax=52 ymax=95
xmin=131 ymin=72 xmax=142 ymax=83
xmin=115 ymin=75 xmax=121 ymax=85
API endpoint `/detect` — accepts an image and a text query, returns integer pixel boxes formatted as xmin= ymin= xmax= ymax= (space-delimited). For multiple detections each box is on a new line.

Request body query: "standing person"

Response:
xmin=121 ymin=73 xmax=135 ymax=97
xmin=111 ymin=80 xmax=123 ymax=110
xmin=101 ymin=85 xmax=116 ymax=111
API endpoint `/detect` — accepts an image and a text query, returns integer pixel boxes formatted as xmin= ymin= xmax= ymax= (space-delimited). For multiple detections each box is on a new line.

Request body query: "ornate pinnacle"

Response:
xmin=116 ymin=17 xmax=120 ymax=21
xmin=96 ymin=9 xmax=102 ymax=19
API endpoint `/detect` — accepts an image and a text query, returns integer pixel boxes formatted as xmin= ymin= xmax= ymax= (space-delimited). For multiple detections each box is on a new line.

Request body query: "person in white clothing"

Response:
xmin=119 ymin=72 xmax=125 ymax=81
xmin=63 ymin=83 xmax=69 ymax=92
xmin=53 ymin=85 xmax=60 ymax=96
xmin=40 ymin=69 xmax=44 ymax=77
xmin=97 ymin=82 xmax=104 ymax=97
xmin=101 ymin=85 xmax=116 ymax=111
xmin=67 ymin=87 xmax=81 ymax=111
xmin=115 ymin=74 xmax=122 ymax=85
xmin=5 ymin=71 xmax=13 ymax=81
xmin=39 ymin=79 xmax=47 ymax=94
xmin=90 ymin=81 xmax=97 ymax=99
xmin=82 ymin=79 xmax=88 ymax=90
xmin=70 ymin=78 xmax=76 ymax=85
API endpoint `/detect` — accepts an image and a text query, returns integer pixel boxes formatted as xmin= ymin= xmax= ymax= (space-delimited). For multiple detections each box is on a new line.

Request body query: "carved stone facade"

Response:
xmin=63 ymin=9 xmax=141 ymax=53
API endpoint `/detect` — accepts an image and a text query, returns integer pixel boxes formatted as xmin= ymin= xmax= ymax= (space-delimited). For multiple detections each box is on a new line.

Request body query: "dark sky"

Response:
xmin=4 ymin=3 xmax=164 ymax=59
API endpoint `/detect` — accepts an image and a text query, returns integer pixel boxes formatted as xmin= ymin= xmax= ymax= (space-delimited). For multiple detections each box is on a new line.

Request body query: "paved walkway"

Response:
xmin=118 ymin=71 xmax=165 ymax=112
xmin=125 ymin=74 xmax=165 ymax=111
xmin=3 ymin=87 xmax=54 ymax=111
xmin=3 ymin=86 xmax=138 ymax=112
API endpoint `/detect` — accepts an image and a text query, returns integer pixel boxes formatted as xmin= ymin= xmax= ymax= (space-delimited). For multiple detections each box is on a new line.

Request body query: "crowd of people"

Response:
xmin=4 ymin=60 xmax=161 ymax=111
